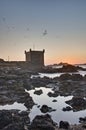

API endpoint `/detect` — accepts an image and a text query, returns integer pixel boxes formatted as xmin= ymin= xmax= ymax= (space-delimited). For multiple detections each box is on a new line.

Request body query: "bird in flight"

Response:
xmin=43 ymin=29 xmax=47 ymax=36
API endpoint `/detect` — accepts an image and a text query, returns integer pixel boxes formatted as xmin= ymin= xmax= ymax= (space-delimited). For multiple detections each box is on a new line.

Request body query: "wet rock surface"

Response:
xmin=30 ymin=114 xmax=86 ymax=130
xmin=40 ymin=64 xmax=80 ymax=73
xmin=0 ymin=84 xmax=34 ymax=110
xmin=0 ymin=110 xmax=30 ymax=130
xmin=34 ymin=89 xmax=43 ymax=95
xmin=30 ymin=114 xmax=57 ymax=130
xmin=0 ymin=67 xmax=34 ymax=109
xmin=79 ymin=117 xmax=86 ymax=123
xmin=62 ymin=106 xmax=72 ymax=111
xmin=40 ymin=105 xmax=56 ymax=113
xmin=0 ymin=65 xmax=86 ymax=130
xmin=48 ymin=91 xmax=59 ymax=97
xmin=66 ymin=96 xmax=86 ymax=111
xmin=52 ymin=99 xmax=57 ymax=102
xmin=59 ymin=120 xmax=70 ymax=129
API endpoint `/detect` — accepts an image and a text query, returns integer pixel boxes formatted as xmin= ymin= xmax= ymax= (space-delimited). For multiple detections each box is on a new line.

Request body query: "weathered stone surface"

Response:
xmin=59 ymin=120 xmax=70 ymax=129
xmin=71 ymin=74 xmax=83 ymax=81
xmin=60 ymin=64 xmax=78 ymax=72
xmin=52 ymin=99 xmax=57 ymax=102
xmin=2 ymin=123 xmax=24 ymax=130
xmin=84 ymin=75 xmax=86 ymax=80
xmin=62 ymin=106 xmax=72 ymax=111
xmin=59 ymin=73 xmax=71 ymax=80
xmin=30 ymin=114 xmax=57 ymax=130
xmin=30 ymin=77 xmax=52 ymax=87
xmin=48 ymin=91 xmax=59 ymax=97
xmin=0 ymin=110 xmax=30 ymax=130
xmin=56 ymin=80 xmax=86 ymax=97
xmin=79 ymin=117 xmax=86 ymax=123
xmin=40 ymin=105 xmax=56 ymax=113
xmin=0 ymin=85 xmax=34 ymax=109
xmin=66 ymin=97 xmax=86 ymax=111
xmin=40 ymin=64 xmax=78 ymax=73
xmin=59 ymin=73 xmax=83 ymax=81
xmin=34 ymin=89 xmax=43 ymax=95
xmin=0 ymin=65 xmax=86 ymax=130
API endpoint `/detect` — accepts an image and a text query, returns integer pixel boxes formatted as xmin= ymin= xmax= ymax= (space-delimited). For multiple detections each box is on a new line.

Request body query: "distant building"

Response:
xmin=25 ymin=49 xmax=45 ymax=69
xmin=0 ymin=58 xmax=4 ymax=63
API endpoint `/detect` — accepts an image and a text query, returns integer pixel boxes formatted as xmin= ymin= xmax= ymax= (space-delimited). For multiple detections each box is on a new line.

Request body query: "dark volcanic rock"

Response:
xmin=0 ymin=83 xmax=34 ymax=110
xmin=34 ymin=89 xmax=43 ymax=95
xmin=66 ymin=96 xmax=86 ymax=111
xmin=40 ymin=105 xmax=56 ymax=113
xmin=61 ymin=64 xmax=78 ymax=72
xmin=48 ymin=91 xmax=59 ymax=97
xmin=0 ymin=110 xmax=30 ymax=130
xmin=30 ymin=114 xmax=57 ymax=130
xmin=71 ymin=74 xmax=83 ymax=81
xmin=30 ymin=77 xmax=52 ymax=87
xmin=84 ymin=75 xmax=86 ymax=80
xmin=2 ymin=123 xmax=24 ymax=130
xmin=24 ymin=96 xmax=34 ymax=109
xmin=40 ymin=64 xmax=78 ymax=73
xmin=62 ymin=106 xmax=72 ymax=111
xmin=79 ymin=117 xmax=86 ymax=123
xmin=57 ymin=80 xmax=86 ymax=97
xmin=23 ymin=79 xmax=32 ymax=90
xmin=59 ymin=120 xmax=70 ymax=129
xmin=52 ymin=99 xmax=57 ymax=102
xmin=59 ymin=73 xmax=83 ymax=81
xmin=0 ymin=110 xmax=12 ymax=129
xmin=59 ymin=73 xmax=71 ymax=80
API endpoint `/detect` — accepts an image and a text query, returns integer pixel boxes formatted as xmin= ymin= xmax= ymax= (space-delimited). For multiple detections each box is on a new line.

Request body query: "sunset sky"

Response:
xmin=0 ymin=0 xmax=86 ymax=65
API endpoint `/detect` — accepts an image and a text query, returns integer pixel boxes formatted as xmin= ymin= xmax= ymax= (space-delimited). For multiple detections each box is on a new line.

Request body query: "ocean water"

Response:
xmin=27 ymin=87 xmax=86 ymax=124
xmin=39 ymin=70 xmax=86 ymax=78
xmin=0 ymin=102 xmax=27 ymax=111
xmin=0 ymin=87 xmax=86 ymax=124
xmin=31 ymin=64 xmax=86 ymax=79
xmin=0 ymin=64 xmax=86 ymax=124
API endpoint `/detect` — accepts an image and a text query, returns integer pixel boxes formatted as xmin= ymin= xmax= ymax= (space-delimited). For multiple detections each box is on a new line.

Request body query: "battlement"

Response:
xmin=25 ymin=49 xmax=45 ymax=69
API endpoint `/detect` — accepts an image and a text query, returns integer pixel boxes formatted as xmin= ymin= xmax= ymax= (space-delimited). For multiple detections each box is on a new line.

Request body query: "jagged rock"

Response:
xmin=0 ymin=82 xmax=34 ymax=110
xmin=71 ymin=74 xmax=83 ymax=81
xmin=62 ymin=106 xmax=72 ymax=111
xmin=24 ymin=97 xmax=34 ymax=109
xmin=52 ymin=99 xmax=57 ymax=102
xmin=66 ymin=96 xmax=86 ymax=111
xmin=48 ymin=91 xmax=59 ymax=97
xmin=73 ymin=89 xmax=85 ymax=97
xmin=30 ymin=77 xmax=52 ymax=87
xmin=84 ymin=75 xmax=86 ymax=80
xmin=79 ymin=117 xmax=86 ymax=123
xmin=0 ymin=110 xmax=30 ymax=130
xmin=40 ymin=105 xmax=56 ymax=113
xmin=59 ymin=120 xmax=70 ymax=129
xmin=34 ymin=89 xmax=43 ymax=95
xmin=0 ymin=110 xmax=12 ymax=129
xmin=2 ymin=123 xmax=24 ymax=130
xmin=30 ymin=114 xmax=57 ymax=130
xmin=40 ymin=64 xmax=78 ymax=73
xmin=61 ymin=64 xmax=78 ymax=72
xmin=59 ymin=73 xmax=71 ymax=80
xmin=23 ymin=79 xmax=32 ymax=90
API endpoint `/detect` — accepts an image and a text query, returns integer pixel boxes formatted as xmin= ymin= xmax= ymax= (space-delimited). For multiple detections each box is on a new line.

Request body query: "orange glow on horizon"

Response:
xmin=45 ymin=57 xmax=86 ymax=65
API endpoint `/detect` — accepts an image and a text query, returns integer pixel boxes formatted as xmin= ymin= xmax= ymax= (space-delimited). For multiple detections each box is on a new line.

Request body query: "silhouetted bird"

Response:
xmin=43 ymin=30 xmax=47 ymax=36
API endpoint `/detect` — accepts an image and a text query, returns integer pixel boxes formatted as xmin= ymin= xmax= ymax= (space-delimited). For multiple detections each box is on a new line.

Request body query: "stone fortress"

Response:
xmin=0 ymin=49 xmax=45 ymax=70
xmin=25 ymin=49 xmax=45 ymax=69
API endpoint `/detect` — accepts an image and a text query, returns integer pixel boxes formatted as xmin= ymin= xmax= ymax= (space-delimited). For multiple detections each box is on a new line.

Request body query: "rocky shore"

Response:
xmin=0 ymin=65 xmax=86 ymax=130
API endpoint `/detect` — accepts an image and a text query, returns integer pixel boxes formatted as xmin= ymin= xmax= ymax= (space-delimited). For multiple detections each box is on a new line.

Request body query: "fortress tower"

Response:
xmin=25 ymin=49 xmax=45 ymax=69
